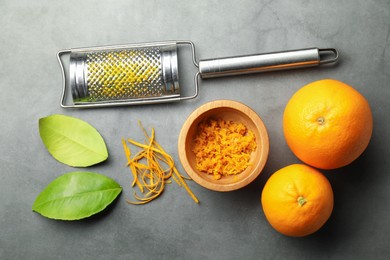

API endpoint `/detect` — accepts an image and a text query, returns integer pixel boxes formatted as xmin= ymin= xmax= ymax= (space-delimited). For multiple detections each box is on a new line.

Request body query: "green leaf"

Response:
xmin=32 ymin=172 xmax=122 ymax=220
xmin=39 ymin=114 xmax=108 ymax=167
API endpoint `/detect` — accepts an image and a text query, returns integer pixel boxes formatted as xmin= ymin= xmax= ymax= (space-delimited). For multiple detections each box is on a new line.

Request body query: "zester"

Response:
xmin=57 ymin=40 xmax=338 ymax=108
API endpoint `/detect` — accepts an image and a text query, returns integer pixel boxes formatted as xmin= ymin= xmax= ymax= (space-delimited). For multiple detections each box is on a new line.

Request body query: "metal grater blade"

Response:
xmin=69 ymin=44 xmax=180 ymax=103
xmin=86 ymin=48 xmax=163 ymax=101
xmin=58 ymin=41 xmax=201 ymax=108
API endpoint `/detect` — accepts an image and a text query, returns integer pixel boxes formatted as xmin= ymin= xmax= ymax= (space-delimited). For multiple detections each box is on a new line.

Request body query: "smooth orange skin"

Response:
xmin=283 ymin=79 xmax=373 ymax=169
xmin=261 ymin=164 xmax=334 ymax=237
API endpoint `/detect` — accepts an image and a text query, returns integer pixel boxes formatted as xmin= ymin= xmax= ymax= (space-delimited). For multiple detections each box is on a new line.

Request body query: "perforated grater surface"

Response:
xmin=84 ymin=48 xmax=165 ymax=99
xmin=58 ymin=40 xmax=338 ymax=108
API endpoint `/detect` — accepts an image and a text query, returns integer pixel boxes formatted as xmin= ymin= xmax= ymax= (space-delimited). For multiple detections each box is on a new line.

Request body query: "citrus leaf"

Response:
xmin=39 ymin=114 xmax=108 ymax=167
xmin=32 ymin=172 xmax=122 ymax=220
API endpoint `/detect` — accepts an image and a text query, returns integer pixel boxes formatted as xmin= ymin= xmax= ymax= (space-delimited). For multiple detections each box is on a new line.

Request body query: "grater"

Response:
xmin=57 ymin=40 xmax=338 ymax=108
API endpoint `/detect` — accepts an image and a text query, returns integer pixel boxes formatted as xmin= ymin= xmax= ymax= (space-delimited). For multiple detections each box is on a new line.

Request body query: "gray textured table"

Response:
xmin=1 ymin=0 xmax=389 ymax=259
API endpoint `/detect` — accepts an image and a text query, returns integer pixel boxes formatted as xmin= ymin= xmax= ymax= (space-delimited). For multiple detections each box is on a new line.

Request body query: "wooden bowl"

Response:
xmin=178 ymin=100 xmax=269 ymax=192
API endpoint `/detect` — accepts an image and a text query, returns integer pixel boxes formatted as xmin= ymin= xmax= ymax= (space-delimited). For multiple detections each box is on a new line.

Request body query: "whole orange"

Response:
xmin=283 ymin=79 xmax=373 ymax=169
xmin=261 ymin=164 xmax=334 ymax=237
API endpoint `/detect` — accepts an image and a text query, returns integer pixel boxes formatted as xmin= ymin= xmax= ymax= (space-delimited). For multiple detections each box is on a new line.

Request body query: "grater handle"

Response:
xmin=198 ymin=48 xmax=338 ymax=79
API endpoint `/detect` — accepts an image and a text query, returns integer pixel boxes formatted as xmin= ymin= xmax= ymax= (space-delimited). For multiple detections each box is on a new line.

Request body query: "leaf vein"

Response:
xmin=33 ymin=188 xmax=121 ymax=209
xmin=43 ymin=124 xmax=107 ymax=158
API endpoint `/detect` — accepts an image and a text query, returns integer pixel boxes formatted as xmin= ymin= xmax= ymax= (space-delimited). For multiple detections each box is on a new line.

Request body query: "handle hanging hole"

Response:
xmin=319 ymin=48 xmax=339 ymax=65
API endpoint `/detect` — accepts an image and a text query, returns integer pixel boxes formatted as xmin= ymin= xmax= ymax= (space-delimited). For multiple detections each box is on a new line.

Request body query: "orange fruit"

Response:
xmin=283 ymin=79 xmax=373 ymax=169
xmin=261 ymin=164 xmax=334 ymax=237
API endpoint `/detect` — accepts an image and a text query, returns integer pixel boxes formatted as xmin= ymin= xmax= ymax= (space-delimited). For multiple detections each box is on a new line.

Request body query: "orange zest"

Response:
xmin=122 ymin=122 xmax=199 ymax=204
xmin=192 ymin=119 xmax=257 ymax=180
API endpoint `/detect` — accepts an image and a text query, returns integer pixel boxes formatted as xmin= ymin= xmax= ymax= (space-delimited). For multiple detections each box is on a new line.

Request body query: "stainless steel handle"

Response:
xmin=198 ymin=48 xmax=338 ymax=79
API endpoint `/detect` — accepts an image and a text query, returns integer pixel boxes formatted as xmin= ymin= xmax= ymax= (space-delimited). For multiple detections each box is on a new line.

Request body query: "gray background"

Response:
xmin=1 ymin=0 xmax=389 ymax=259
